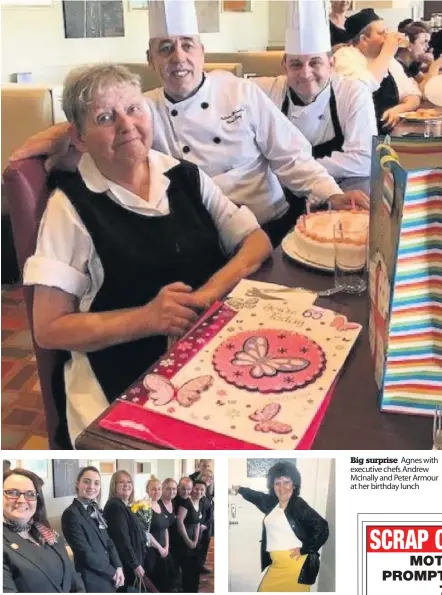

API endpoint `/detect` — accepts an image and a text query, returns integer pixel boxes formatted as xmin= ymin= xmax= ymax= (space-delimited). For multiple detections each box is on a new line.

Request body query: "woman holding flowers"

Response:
xmin=104 ymin=471 xmax=147 ymax=592
xmin=145 ymin=478 xmax=176 ymax=592
xmin=62 ymin=466 xmax=124 ymax=592
xmin=176 ymin=479 xmax=207 ymax=593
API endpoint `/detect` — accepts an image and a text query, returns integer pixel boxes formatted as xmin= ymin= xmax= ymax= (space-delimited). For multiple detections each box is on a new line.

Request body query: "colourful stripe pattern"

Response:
xmin=382 ymin=168 xmax=442 ymax=415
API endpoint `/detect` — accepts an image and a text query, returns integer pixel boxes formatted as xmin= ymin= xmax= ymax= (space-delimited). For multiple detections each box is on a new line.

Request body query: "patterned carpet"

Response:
xmin=1 ymin=285 xmax=49 ymax=449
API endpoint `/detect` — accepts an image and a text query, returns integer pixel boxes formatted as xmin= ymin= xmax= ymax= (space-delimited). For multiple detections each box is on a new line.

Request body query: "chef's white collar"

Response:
xmin=77 ymin=150 xmax=179 ymax=210
xmin=287 ymin=77 xmax=331 ymax=116
xmin=162 ymin=73 xmax=209 ymax=110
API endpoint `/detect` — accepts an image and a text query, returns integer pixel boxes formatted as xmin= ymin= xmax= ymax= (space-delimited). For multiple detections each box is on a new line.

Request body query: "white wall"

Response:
xmin=1 ymin=1 xmax=269 ymax=82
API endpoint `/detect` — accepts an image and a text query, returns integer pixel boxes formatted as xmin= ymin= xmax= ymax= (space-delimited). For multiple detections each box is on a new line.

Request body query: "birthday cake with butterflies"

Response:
xmin=291 ymin=210 xmax=369 ymax=269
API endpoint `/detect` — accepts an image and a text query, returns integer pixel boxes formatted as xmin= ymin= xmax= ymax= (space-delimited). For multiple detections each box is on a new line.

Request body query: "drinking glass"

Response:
xmin=424 ymin=119 xmax=442 ymax=138
xmin=334 ymin=221 xmax=368 ymax=294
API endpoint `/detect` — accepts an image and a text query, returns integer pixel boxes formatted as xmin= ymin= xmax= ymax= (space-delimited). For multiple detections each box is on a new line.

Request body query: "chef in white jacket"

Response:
xmin=254 ymin=0 xmax=377 ymax=193
xmin=10 ymin=0 xmax=369 ymax=248
xmin=333 ymin=8 xmax=421 ymax=133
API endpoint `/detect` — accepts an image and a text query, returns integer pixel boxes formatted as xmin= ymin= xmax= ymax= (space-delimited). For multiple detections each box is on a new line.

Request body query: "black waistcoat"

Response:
xmin=373 ymin=72 xmax=400 ymax=134
xmin=282 ymin=85 xmax=344 ymax=159
xmin=50 ymin=160 xmax=227 ymax=402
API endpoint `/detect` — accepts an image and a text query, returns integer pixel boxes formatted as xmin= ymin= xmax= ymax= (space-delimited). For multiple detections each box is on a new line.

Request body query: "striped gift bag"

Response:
xmin=369 ymin=137 xmax=442 ymax=416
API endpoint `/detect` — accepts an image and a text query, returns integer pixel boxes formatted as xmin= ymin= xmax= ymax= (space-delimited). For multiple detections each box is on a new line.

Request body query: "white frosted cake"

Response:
xmin=288 ymin=210 xmax=369 ymax=269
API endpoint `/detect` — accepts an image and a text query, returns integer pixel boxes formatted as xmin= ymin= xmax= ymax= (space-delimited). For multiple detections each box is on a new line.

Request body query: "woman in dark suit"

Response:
xmin=176 ymin=479 xmax=206 ymax=593
xmin=103 ymin=470 xmax=147 ymax=592
xmin=3 ymin=468 xmax=85 ymax=593
xmin=231 ymin=461 xmax=329 ymax=592
xmin=61 ymin=466 xmax=124 ymax=592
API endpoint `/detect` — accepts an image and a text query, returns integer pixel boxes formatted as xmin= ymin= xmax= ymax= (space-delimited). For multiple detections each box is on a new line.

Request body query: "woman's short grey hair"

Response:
xmin=62 ymin=63 xmax=142 ymax=132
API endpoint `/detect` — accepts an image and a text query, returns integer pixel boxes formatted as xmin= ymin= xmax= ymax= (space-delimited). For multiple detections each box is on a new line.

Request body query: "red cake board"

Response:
xmin=98 ymin=380 xmax=336 ymax=450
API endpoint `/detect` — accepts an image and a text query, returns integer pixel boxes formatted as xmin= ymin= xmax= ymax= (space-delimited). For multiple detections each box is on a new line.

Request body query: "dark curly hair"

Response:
xmin=266 ymin=461 xmax=301 ymax=498
xmin=3 ymin=468 xmax=51 ymax=529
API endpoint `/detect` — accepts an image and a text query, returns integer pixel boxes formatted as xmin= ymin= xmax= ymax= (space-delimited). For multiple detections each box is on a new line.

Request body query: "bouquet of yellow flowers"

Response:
xmin=131 ymin=498 xmax=153 ymax=544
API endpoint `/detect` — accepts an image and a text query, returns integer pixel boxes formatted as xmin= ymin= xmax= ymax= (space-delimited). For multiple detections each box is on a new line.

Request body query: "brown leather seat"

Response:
xmin=2 ymin=158 xmax=70 ymax=449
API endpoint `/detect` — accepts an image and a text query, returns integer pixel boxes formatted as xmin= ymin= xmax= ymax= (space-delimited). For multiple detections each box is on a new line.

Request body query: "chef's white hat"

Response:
xmin=148 ymin=0 xmax=199 ymax=38
xmin=285 ymin=0 xmax=331 ymax=55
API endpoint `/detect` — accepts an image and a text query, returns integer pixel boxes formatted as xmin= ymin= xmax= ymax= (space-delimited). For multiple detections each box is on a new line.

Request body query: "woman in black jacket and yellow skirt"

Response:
xmin=231 ymin=461 xmax=329 ymax=592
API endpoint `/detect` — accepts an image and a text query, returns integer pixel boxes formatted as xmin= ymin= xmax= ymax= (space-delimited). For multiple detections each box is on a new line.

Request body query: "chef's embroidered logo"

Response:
xmin=221 ymin=108 xmax=244 ymax=124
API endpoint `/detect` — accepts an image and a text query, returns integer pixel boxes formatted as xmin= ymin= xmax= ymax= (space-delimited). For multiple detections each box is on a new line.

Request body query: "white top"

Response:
xmin=254 ymin=74 xmax=377 ymax=179
xmin=333 ymin=45 xmax=422 ymax=98
xmin=145 ymin=71 xmax=342 ymax=224
xmin=264 ymin=505 xmax=303 ymax=552
xmin=23 ymin=149 xmax=259 ymax=443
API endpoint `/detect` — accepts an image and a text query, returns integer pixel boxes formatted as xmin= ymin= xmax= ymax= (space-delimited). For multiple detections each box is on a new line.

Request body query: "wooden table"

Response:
xmin=76 ymin=248 xmax=433 ymax=450
xmin=392 ymin=105 xmax=442 ymax=136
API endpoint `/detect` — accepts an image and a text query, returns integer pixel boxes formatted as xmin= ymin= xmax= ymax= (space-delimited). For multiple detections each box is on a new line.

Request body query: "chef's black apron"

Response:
xmin=279 ymin=85 xmax=345 ymax=228
xmin=372 ymin=72 xmax=400 ymax=134
xmin=49 ymin=161 xmax=227 ymax=413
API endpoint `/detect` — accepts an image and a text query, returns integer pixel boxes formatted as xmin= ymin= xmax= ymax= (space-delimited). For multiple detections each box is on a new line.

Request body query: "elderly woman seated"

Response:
xmin=23 ymin=63 xmax=272 ymax=445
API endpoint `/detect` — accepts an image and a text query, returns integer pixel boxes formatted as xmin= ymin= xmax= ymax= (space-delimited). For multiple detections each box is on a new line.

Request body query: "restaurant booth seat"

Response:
xmin=1 ymin=84 xmax=58 ymax=284
xmin=2 ymin=157 xmax=69 ymax=449
xmin=48 ymin=516 xmax=74 ymax=560
xmin=204 ymin=51 xmax=285 ymax=77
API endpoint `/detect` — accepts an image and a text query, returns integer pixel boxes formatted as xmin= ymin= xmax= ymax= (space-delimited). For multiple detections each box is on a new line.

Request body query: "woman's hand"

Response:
xmin=329 ymin=190 xmax=369 ymax=211
xmin=289 ymin=547 xmax=302 ymax=560
xmin=113 ymin=567 xmax=125 ymax=588
xmin=158 ymin=545 xmax=168 ymax=558
xmin=189 ymin=289 xmax=218 ymax=312
xmin=381 ymin=105 xmax=404 ymax=129
xmin=134 ymin=565 xmax=145 ymax=578
xmin=229 ymin=485 xmax=240 ymax=495
xmin=188 ymin=539 xmax=198 ymax=550
xmin=144 ymin=282 xmax=200 ymax=337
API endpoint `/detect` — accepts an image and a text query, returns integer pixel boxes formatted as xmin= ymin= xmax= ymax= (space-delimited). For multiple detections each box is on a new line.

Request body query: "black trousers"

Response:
xmin=177 ymin=547 xmax=200 ymax=593
xmin=197 ymin=528 xmax=211 ymax=569
xmin=261 ymin=192 xmax=307 ymax=248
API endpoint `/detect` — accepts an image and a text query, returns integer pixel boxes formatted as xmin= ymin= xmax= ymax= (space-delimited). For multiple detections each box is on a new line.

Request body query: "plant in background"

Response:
xmin=131 ymin=498 xmax=153 ymax=545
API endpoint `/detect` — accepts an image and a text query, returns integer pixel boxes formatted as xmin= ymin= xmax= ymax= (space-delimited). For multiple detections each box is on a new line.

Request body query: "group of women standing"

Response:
xmin=3 ymin=465 xmax=214 ymax=593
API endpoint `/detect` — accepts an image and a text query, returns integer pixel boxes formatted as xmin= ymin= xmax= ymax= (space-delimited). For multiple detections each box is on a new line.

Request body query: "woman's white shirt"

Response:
xmin=23 ymin=149 xmax=259 ymax=444
xmin=264 ymin=505 xmax=302 ymax=552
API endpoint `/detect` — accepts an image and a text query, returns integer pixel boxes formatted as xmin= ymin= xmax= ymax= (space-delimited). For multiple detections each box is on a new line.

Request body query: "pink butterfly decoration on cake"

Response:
xmin=330 ymin=314 xmax=359 ymax=332
xmin=232 ymin=336 xmax=309 ymax=379
xmin=249 ymin=403 xmax=292 ymax=434
xmin=143 ymin=374 xmax=213 ymax=407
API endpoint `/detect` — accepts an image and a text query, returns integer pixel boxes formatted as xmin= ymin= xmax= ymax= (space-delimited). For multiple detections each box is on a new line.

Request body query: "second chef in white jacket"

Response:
xmin=254 ymin=0 xmax=377 ymax=194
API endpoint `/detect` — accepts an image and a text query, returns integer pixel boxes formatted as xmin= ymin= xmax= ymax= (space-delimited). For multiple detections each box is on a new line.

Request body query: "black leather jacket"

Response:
xmin=238 ymin=487 xmax=329 ymax=586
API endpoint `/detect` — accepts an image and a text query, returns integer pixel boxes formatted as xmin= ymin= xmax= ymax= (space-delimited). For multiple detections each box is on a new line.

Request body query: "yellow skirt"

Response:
xmin=258 ymin=550 xmax=311 ymax=592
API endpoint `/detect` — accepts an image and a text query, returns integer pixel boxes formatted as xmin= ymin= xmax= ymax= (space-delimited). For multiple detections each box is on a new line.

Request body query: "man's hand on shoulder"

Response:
xmin=9 ymin=122 xmax=80 ymax=172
